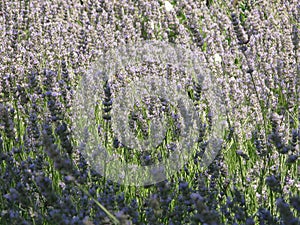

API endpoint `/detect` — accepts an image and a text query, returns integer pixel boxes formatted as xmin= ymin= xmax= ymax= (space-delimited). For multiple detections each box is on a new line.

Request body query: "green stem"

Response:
xmin=75 ymin=181 xmax=120 ymax=225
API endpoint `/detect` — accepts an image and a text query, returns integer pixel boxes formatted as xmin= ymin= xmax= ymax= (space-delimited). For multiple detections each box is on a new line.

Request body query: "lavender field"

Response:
xmin=0 ymin=0 xmax=299 ymax=224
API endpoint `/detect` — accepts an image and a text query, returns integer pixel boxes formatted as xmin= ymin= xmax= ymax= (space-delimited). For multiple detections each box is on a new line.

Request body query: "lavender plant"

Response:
xmin=0 ymin=0 xmax=299 ymax=224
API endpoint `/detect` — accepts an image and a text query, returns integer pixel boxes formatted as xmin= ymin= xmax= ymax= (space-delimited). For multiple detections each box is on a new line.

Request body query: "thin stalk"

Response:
xmin=75 ymin=181 xmax=120 ymax=225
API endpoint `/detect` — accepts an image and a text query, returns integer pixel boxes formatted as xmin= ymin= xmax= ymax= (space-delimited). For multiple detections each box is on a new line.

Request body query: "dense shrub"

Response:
xmin=0 ymin=0 xmax=299 ymax=224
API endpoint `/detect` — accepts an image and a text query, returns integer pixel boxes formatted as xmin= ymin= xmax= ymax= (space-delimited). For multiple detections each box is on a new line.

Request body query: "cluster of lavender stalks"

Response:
xmin=0 ymin=0 xmax=299 ymax=224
